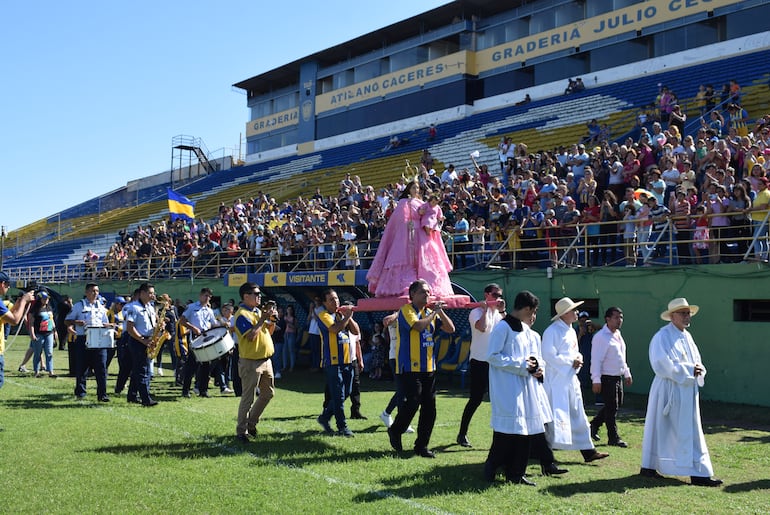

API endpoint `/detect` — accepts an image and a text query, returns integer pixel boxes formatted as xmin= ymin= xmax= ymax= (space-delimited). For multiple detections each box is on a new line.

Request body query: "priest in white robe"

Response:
xmin=484 ymin=290 xmax=552 ymax=486
xmin=542 ymin=297 xmax=609 ymax=463
xmin=640 ymin=298 xmax=723 ymax=487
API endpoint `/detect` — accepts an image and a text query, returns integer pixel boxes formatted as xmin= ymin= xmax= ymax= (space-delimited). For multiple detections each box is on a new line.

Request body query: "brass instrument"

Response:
xmin=147 ymin=299 xmax=171 ymax=359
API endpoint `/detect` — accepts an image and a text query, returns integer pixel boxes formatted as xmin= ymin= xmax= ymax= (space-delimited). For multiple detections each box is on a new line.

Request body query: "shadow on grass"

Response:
xmin=723 ymin=479 xmax=770 ymax=493
xmin=2 ymin=393 xmax=86 ymax=410
xmin=543 ymin=474 xmax=687 ymax=496
xmin=88 ymin=429 xmax=345 ymax=460
xmin=353 ymin=462 xmax=492 ymax=502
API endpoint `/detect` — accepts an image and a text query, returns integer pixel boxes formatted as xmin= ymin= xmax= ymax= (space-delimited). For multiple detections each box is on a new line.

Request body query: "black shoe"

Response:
xmin=99 ymin=396 xmax=110 ymax=403
xmin=349 ymin=412 xmax=368 ymax=420
xmin=483 ymin=461 xmax=496 ymax=482
xmin=181 ymin=391 xmax=191 ymax=398
xmin=387 ymin=427 xmax=403 ymax=452
xmin=456 ymin=434 xmax=472 ymax=448
xmin=541 ymin=463 xmax=568 ymax=476
xmin=590 ymin=422 xmax=600 ymax=441
xmin=127 ymin=398 xmax=141 ymax=404
xmin=639 ymin=468 xmax=664 ymax=479
xmin=691 ymin=476 xmax=723 ymax=487
xmin=199 ymin=391 xmax=211 ymax=398
xmin=609 ymin=439 xmax=628 ymax=448
xmin=236 ymin=434 xmax=250 ymax=443
xmin=415 ymin=447 xmax=435 ymax=458
xmin=507 ymin=476 xmax=536 ymax=486
xmin=584 ymin=451 xmax=609 ymax=462
xmin=142 ymin=400 xmax=159 ymax=407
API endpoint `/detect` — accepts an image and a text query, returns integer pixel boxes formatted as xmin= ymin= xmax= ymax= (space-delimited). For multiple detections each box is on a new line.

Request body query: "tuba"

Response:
xmin=147 ymin=298 xmax=171 ymax=359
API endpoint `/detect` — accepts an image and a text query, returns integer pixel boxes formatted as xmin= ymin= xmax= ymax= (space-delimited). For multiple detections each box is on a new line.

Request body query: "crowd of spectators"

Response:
xmin=87 ymin=87 xmax=769 ymax=279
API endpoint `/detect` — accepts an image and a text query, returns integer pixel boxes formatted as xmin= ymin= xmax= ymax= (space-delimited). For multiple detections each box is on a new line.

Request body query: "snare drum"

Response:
xmin=191 ymin=327 xmax=234 ymax=363
xmin=85 ymin=326 xmax=115 ymax=349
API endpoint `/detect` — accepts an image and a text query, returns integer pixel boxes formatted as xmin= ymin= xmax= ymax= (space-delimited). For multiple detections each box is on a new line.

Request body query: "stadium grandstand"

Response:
xmin=2 ymin=0 xmax=770 ymax=404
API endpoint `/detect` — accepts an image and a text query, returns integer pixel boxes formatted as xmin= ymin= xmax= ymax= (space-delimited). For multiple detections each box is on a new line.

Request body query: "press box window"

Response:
xmin=734 ymin=300 xmax=770 ymax=322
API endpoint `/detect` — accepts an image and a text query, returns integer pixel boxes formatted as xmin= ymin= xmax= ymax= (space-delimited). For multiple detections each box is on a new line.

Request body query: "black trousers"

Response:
xmin=459 ymin=359 xmax=489 ymax=436
xmin=591 ymin=375 xmax=623 ymax=442
xmin=182 ymin=352 xmax=211 ymax=395
xmin=350 ymin=361 xmax=362 ymax=415
xmin=114 ymin=333 xmax=133 ymax=394
xmin=390 ymin=371 xmax=436 ymax=451
xmin=486 ymin=431 xmax=531 ymax=480
xmin=73 ymin=336 xmax=108 ymax=399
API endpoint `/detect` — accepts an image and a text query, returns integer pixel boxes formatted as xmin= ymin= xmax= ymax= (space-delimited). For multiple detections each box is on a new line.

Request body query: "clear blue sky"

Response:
xmin=1 ymin=0 xmax=447 ymax=233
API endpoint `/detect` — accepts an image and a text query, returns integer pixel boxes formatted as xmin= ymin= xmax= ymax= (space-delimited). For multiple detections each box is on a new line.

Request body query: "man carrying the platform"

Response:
xmin=387 ymin=279 xmax=455 ymax=458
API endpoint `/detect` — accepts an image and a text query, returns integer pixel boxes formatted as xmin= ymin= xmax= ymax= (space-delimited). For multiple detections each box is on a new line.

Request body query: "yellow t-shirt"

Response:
xmin=234 ymin=305 xmax=274 ymax=360
xmin=0 ymin=300 xmax=13 ymax=354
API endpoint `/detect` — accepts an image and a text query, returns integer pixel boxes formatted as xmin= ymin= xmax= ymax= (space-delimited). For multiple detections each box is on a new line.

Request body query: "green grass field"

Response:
xmin=1 ymin=337 xmax=769 ymax=514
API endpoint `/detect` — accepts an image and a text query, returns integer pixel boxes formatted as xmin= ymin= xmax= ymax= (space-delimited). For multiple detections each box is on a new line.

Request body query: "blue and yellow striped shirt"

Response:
xmin=395 ymin=304 xmax=436 ymax=373
xmin=319 ymin=310 xmax=352 ymax=367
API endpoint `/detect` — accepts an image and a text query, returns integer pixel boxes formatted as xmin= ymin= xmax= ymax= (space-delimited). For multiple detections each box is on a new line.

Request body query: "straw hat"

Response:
xmin=660 ymin=298 xmax=699 ymax=321
xmin=551 ymin=297 xmax=584 ymax=321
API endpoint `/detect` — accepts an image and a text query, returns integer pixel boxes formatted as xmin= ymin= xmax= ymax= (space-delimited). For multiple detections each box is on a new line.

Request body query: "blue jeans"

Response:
xmin=320 ymin=363 xmax=354 ymax=431
xmin=272 ymin=341 xmax=284 ymax=374
xmin=283 ymin=332 xmax=297 ymax=371
xmin=33 ymin=333 xmax=55 ymax=374
xmin=751 ymin=220 xmax=769 ymax=260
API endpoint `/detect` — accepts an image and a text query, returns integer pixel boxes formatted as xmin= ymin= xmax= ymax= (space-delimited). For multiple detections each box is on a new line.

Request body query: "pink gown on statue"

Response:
xmin=418 ymin=203 xmax=454 ymax=297
xmin=367 ymin=196 xmax=455 ymax=298
xmin=367 ymin=197 xmax=422 ymax=297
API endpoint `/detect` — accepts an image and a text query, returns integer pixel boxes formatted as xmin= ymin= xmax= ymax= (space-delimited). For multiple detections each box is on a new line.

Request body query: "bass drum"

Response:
xmin=191 ymin=327 xmax=234 ymax=363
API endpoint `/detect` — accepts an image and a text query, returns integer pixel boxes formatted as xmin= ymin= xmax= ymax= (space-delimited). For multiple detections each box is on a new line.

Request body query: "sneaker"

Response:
xmin=379 ymin=411 xmax=393 ymax=428
xmin=18 ymin=365 xmax=28 ymax=373
xmin=339 ymin=427 xmax=355 ymax=438
xmin=157 ymin=368 xmax=164 ymax=376
xmin=193 ymin=387 xmax=200 ymax=395
xmin=221 ymin=387 xmax=234 ymax=394
xmin=317 ymin=416 xmax=334 ymax=434
xmin=405 ymin=426 xmax=415 ymax=434
xmin=275 ymin=372 xmax=282 ymax=379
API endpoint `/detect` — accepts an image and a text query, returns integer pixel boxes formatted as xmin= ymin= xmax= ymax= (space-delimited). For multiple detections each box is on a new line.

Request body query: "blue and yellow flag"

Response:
xmin=167 ymin=188 xmax=195 ymax=221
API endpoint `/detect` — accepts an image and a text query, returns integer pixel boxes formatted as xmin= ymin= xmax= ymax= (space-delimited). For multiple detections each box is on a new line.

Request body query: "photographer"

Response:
xmin=0 ymin=272 xmax=35 ymax=390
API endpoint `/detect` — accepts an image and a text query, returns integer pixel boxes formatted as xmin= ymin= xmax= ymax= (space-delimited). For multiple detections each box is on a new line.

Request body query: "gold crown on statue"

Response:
xmin=402 ymin=159 xmax=421 ymax=184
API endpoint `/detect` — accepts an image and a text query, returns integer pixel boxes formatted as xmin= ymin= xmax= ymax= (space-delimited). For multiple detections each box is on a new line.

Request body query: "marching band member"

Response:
xmin=65 ymin=282 xmax=113 ymax=402
xmin=179 ymin=288 xmax=219 ymax=398
xmin=124 ymin=282 xmax=159 ymax=406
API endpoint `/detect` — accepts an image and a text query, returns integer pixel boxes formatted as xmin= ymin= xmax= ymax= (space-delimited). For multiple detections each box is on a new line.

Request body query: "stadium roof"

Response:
xmin=233 ymin=0 xmax=521 ymax=94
